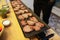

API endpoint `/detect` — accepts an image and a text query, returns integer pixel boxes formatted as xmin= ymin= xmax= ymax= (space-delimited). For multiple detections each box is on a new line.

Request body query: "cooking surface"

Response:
xmin=10 ymin=0 xmax=50 ymax=38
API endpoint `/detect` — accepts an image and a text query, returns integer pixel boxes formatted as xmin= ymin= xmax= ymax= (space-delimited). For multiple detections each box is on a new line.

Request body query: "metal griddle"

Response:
xmin=10 ymin=0 xmax=50 ymax=38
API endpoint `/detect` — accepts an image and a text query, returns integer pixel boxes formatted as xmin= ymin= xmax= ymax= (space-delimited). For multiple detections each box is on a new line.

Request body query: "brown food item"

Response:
xmin=18 ymin=15 xmax=24 ymax=20
xmin=21 ymin=20 xmax=27 ymax=26
xmin=35 ymin=22 xmax=41 ymax=27
xmin=19 ymin=3 xmax=22 ymax=5
xmin=17 ymin=6 xmax=20 ymax=10
xmin=24 ymin=9 xmax=29 ymax=13
xmin=17 ymin=0 xmax=22 ymax=5
xmin=17 ymin=4 xmax=20 ymax=7
xmin=30 ymin=25 xmax=41 ymax=31
xmin=15 ymin=10 xmax=25 ymax=15
xmin=11 ymin=1 xmax=18 ymax=6
xmin=23 ymin=25 xmax=33 ymax=32
xmin=36 ymin=22 xmax=44 ymax=28
xmin=16 ymin=4 xmax=20 ymax=8
xmin=18 ymin=10 xmax=25 ymax=14
xmin=11 ymin=2 xmax=16 ymax=7
xmin=21 ymin=7 xmax=26 ymax=10
xmin=39 ymin=22 xmax=44 ymax=27
xmin=15 ymin=11 xmax=21 ymax=15
xmin=29 ymin=26 xmax=34 ymax=29
xmin=11 ymin=1 xmax=16 ymax=4
xmin=30 ymin=17 xmax=38 ymax=23
xmin=22 ymin=14 xmax=28 ymax=18
xmin=27 ymin=13 xmax=32 ymax=17
xmin=12 ymin=4 xmax=17 ymax=8
xmin=20 ymin=5 xmax=24 ymax=8
xmin=14 ymin=1 xmax=18 ymax=5
xmin=27 ymin=20 xmax=35 ymax=25
xmin=33 ymin=26 xmax=41 ymax=31
xmin=14 ymin=7 xmax=19 ymax=11
xmin=15 ymin=11 xmax=19 ymax=15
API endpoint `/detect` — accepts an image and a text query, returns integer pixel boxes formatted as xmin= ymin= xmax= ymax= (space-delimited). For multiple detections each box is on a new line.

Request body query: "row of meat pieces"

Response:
xmin=23 ymin=22 xmax=44 ymax=32
xmin=11 ymin=0 xmax=22 ymax=7
xmin=20 ymin=17 xmax=44 ymax=32
xmin=11 ymin=1 xmax=26 ymax=10
xmin=11 ymin=0 xmax=33 ymax=19
xmin=15 ymin=9 xmax=29 ymax=15
xmin=11 ymin=1 xmax=30 ymax=16
xmin=20 ymin=17 xmax=39 ymax=26
xmin=13 ymin=5 xmax=27 ymax=11
xmin=18 ymin=13 xmax=32 ymax=20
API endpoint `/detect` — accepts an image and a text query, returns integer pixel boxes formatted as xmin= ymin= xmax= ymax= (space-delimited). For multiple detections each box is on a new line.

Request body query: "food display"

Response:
xmin=21 ymin=7 xmax=26 ymax=10
xmin=30 ymin=17 xmax=38 ymax=22
xmin=10 ymin=0 xmax=50 ymax=38
xmin=21 ymin=20 xmax=27 ymax=26
xmin=27 ymin=20 xmax=35 ymax=26
xmin=33 ymin=26 xmax=41 ymax=31
xmin=23 ymin=25 xmax=33 ymax=32
xmin=22 ymin=14 xmax=28 ymax=18
xmin=18 ymin=15 xmax=24 ymax=20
